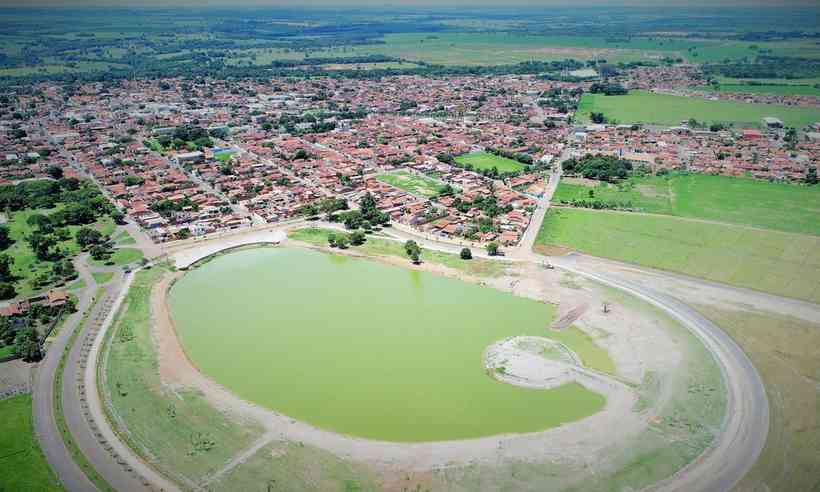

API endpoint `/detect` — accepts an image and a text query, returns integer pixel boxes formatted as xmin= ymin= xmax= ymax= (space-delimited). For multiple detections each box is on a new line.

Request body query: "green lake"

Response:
xmin=169 ymin=248 xmax=605 ymax=442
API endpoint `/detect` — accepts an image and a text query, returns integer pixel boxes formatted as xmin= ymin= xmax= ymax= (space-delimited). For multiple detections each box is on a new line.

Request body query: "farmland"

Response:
xmin=535 ymin=208 xmax=820 ymax=303
xmin=0 ymin=394 xmax=63 ymax=491
xmin=376 ymin=170 xmax=446 ymax=198
xmin=554 ymin=173 xmax=820 ymax=236
xmin=577 ymin=91 xmax=820 ymax=128
xmin=455 ymin=151 xmax=527 ymax=173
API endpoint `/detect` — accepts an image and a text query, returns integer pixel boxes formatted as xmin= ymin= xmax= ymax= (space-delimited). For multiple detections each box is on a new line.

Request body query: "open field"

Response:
xmin=577 ymin=90 xmax=820 ymax=128
xmin=695 ymin=306 xmax=820 ymax=492
xmin=170 ymin=248 xmax=605 ymax=442
xmin=535 ymin=208 xmax=820 ymax=303
xmin=289 ymin=227 xmax=510 ymax=277
xmin=703 ymin=83 xmax=820 ymax=97
xmin=0 ymin=394 xmax=63 ymax=491
xmin=455 ymin=151 xmax=527 ymax=173
xmin=376 ymin=170 xmax=446 ymax=198
xmin=555 ymin=173 xmax=820 ymax=236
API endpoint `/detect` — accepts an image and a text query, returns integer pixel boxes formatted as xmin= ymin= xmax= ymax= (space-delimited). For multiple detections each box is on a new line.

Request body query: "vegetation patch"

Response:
xmin=376 ymin=170 xmax=447 ymax=198
xmin=455 ymin=151 xmax=527 ymax=173
xmin=0 ymin=394 xmax=63 ymax=491
xmin=554 ymin=173 xmax=820 ymax=236
xmin=577 ymin=90 xmax=820 ymax=128
xmin=535 ymin=208 xmax=820 ymax=303
xmin=694 ymin=306 xmax=820 ymax=492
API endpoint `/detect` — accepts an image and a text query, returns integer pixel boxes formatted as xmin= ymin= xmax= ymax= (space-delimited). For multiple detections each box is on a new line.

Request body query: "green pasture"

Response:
xmin=0 ymin=394 xmax=63 ymax=491
xmin=577 ymin=91 xmax=820 ymax=128
xmin=535 ymin=208 xmax=820 ymax=303
xmin=554 ymin=173 xmax=820 ymax=236
xmin=455 ymin=151 xmax=527 ymax=173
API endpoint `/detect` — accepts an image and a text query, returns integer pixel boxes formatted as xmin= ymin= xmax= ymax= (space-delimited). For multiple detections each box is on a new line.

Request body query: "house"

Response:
xmin=762 ymin=117 xmax=784 ymax=129
xmin=174 ymin=151 xmax=204 ymax=164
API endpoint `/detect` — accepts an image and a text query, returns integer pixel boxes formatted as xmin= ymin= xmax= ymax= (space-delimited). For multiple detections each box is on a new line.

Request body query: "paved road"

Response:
xmin=32 ymin=256 xmax=98 ymax=492
xmin=551 ymin=256 xmax=769 ymax=492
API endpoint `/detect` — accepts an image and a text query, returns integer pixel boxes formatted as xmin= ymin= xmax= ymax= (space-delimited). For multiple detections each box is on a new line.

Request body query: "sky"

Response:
xmin=0 ymin=0 xmax=818 ymax=7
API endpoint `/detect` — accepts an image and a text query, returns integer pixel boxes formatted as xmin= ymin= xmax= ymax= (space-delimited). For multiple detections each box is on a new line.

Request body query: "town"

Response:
xmin=2 ymin=68 xmax=817 ymax=246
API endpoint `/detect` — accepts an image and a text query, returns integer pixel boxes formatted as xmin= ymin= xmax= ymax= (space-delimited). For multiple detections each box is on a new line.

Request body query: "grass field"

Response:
xmin=577 ymin=90 xmax=820 ymax=128
xmin=90 ymin=248 xmax=143 ymax=267
xmin=289 ymin=227 xmax=510 ymax=277
xmin=0 ymin=344 xmax=14 ymax=358
xmin=455 ymin=151 xmax=527 ymax=173
xmin=705 ymin=84 xmax=820 ymax=97
xmin=171 ymin=248 xmax=605 ymax=442
xmin=376 ymin=170 xmax=446 ymax=197
xmin=535 ymin=208 xmax=820 ymax=303
xmin=103 ymin=266 xmax=263 ymax=485
xmin=695 ymin=306 xmax=820 ymax=492
xmin=91 ymin=272 xmax=113 ymax=285
xmin=554 ymin=173 xmax=820 ymax=236
xmin=0 ymin=394 xmax=63 ymax=491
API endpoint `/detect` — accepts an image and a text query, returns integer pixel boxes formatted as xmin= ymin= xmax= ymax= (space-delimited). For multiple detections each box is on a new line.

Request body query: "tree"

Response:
xmin=460 ymin=247 xmax=472 ymax=260
xmin=76 ymin=227 xmax=103 ymax=249
xmin=806 ymin=167 xmax=818 ymax=185
xmin=90 ymin=244 xmax=112 ymax=262
xmin=486 ymin=242 xmax=499 ymax=256
xmin=46 ymin=166 xmax=64 ymax=180
xmin=335 ymin=235 xmax=349 ymax=249
xmin=0 ymin=225 xmax=12 ymax=250
xmin=14 ymin=327 xmax=41 ymax=361
xmin=350 ymin=230 xmax=366 ymax=246
xmin=327 ymin=232 xmax=337 ymax=248
xmin=27 ymin=232 xmax=56 ymax=261
xmin=111 ymin=210 xmax=126 ymax=225
xmin=590 ymin=112 xmax=607 ymax=124
xmin=0 ymin=254 xmax=12 ymax=282
xmin=404 ymin=240 xmax=421 ymax=264
xmin=0 ymin=281 xmax=15 ymax=300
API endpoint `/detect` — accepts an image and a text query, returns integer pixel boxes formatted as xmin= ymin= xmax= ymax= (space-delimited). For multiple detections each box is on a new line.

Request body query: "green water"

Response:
xmin=169 ymin=248 xmax=605 ymax=442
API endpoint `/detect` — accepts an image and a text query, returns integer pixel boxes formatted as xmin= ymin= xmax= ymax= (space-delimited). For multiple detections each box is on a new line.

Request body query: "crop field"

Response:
xmin=554 ymin=173 xmax=820 ymax=236
xmin=535 ymin=208 xmax=820 ymax=303
xmin=170 ymin=248 xmax=606 ymax=442
xmin=377 ymin=170 xmax=446 ymax=197
xmin=455 ymin=151 xmax=527 ymax=173
xmin=695 ymin=306 xmax=820 ymax=492
xmin=577 ymin=91 xmax=820 ymax=128
xmin=0 ymin=394 xmax=63 ymax=491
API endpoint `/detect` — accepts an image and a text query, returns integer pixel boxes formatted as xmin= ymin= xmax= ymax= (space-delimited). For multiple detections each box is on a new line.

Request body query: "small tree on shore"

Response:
xmin=460 ymin=248 xmax=472 ymax=260
xmin=404 ymin=240 xmax=421 ymax=264
xmin=486 ymin=242 xmax=499 ymax=256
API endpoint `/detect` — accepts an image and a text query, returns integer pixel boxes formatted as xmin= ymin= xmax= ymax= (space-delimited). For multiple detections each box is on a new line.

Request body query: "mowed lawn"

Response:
xmin=536 ymin=208 xmax=820 ymax=303
xmin=577 ymin=91 xmax=820 ymax=128
xmin=0 ymin=394 xmax=63 ymax=491
xmin=455 ymin=151 xmax=526 ymax=172
xmin=376 ymin=170 xmax=446 ymax=198
xmin=554 ymin=174 xmax=820 ymax=236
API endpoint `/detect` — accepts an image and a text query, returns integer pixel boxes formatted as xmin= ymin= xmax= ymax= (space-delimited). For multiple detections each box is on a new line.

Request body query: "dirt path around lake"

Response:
xmin=149 ymin=248 xmax=685 ymax=478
